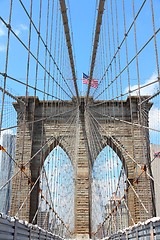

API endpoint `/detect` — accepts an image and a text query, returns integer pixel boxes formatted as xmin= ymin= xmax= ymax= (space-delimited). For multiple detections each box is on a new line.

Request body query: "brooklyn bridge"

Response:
xmin=0 ymin=0 xmax=160 ymax=239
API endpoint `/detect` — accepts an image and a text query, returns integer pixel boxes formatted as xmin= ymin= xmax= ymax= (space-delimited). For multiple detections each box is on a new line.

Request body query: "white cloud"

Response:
xmin=0 ymin=43 xmax=5 ymax=52
xmin=0 ymin=22 xmax=28 ymax=53
xmin=128 ymin=74 xmax=160 ymax=132
xmin=0 ymin=21 xmax=28 ymax=37
xmin=14 ymin=29 xmax=20 ymax=36
xmin=14 ymin=23 xmax=28 ymax=36
xmin=1 ymin=129 xmax=13 ymax=137
xmin=19 ymin=24 xmax=28 ymax=31
xmin=125 ymin=73 xmax=158 ymax=96
xmin=149 ymin=106 xmax=160 ymax=131
xmin=124 ymin=72 xmax=160 ymax=134
xmin=0 ymin=22 xmax=6 ymax=37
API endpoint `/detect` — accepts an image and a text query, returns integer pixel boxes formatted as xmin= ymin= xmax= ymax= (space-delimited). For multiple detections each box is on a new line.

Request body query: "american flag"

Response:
xmin=82 ymin=73 xmax=98 ymax=88
xmin=82 ymin=73 xmax=89 ymax=84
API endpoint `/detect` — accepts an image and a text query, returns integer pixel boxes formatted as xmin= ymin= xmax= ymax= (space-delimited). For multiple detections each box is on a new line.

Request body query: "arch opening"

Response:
xmin=91 ymin=145 xmax=128 ymax=237
xmin=38 ymin=145 xmax=75 ymax=236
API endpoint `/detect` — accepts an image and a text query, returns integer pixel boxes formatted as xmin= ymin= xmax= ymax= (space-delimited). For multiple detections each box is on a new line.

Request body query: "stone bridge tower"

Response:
xmin=10 ymin=96 xmax=155 ymax=239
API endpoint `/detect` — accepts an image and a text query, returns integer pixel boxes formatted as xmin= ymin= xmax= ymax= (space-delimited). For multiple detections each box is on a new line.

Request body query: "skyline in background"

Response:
xmin=0 ymin=130 xmax=16 ymax=214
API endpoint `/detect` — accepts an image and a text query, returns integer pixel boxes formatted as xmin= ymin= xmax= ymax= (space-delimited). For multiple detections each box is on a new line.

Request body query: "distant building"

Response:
xmin=105 ymin=200 xmax=128 ymax=234
xmin=150 ymin=144 xmax=160 ymax=217
xmin=37 ymin=211 xmax=49 ymax=229
xmin=0 ymin=131 xmax=16 ymax=214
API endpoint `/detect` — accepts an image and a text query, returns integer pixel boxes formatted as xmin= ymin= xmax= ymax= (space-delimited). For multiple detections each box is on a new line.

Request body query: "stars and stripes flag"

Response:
xmin=82 ymin=73 xmax=98 ymax=88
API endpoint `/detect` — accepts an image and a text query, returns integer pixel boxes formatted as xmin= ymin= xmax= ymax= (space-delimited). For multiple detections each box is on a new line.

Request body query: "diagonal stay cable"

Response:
xmin=94 ymin=28 xmax=160 ymax=100
xmin=1 ymin=107 xmax=77 ymax=132
xmin=15 ymin=163 xmax=73 ymax=235
xmin=0 ymin=86 xmax=25 ymax=105
xmin=87 ymin=109 xmax=160 ymax=189
xmin=87 ymin=111 xmax=149 ymax=235
xmin=42 ymin=166 xmax=73 ymax=234
xmin=92 ymin=0 xmax=147 ymax=97
xmin=18 ymin=0 xmax=75 ymax=98
xmin=86 ymin=112 xmax=129 ymax=228
xmin=92 ymin=196 xmax=130 ymax=236
xmin=0 ymin=72 xmax=71 ymax=101
xmin=126 ymin=178 xmax=149 ymax=214
xmin=88 ymin=77 xmax=160 ymax=107
xmin=89 ymin=108 xmax=160 ymax=133
xmin=0 ymin=107 xmax=78 ymax=192
xmin=0 ymin=17 xmax=73 ymax=100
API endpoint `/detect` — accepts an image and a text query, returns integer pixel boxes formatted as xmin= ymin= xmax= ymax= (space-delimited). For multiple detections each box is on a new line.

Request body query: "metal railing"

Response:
xmin=1 ymin=213 xmax=160 ymax=240
xmin=0 ymin=213 xmax=64 ymax=240
xmin=104 ymin=217 xmax=160 ymax=240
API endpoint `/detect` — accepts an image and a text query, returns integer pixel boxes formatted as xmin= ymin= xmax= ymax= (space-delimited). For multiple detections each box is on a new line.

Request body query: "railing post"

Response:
xmin=118 ymin=233 xmax=121 ymax=240
xmin=150 ymin=222 xmax=154 ymax=240
xmin=136 ymin=227 xmax=139 ymax=240
xmin=39 ymin=229 xmax=41 ymax=239
xmin=45 ymin=230 xmax=48 ymax=240
xmin=13 ymin=220 xmax=18 ymax=240
xmin=126 ymin=230 xmax=129 ymax=240
xmin=29 ymin=227 xmax=32 ymax=240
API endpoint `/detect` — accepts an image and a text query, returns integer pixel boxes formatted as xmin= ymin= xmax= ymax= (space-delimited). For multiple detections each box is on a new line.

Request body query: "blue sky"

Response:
xmin=0 ymin=0 xmax=97 ymax=97
xmin=0 ymin=0 xmax=160 ymax=97
xmin=68 ymin=0 xmax=97 ymax=76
